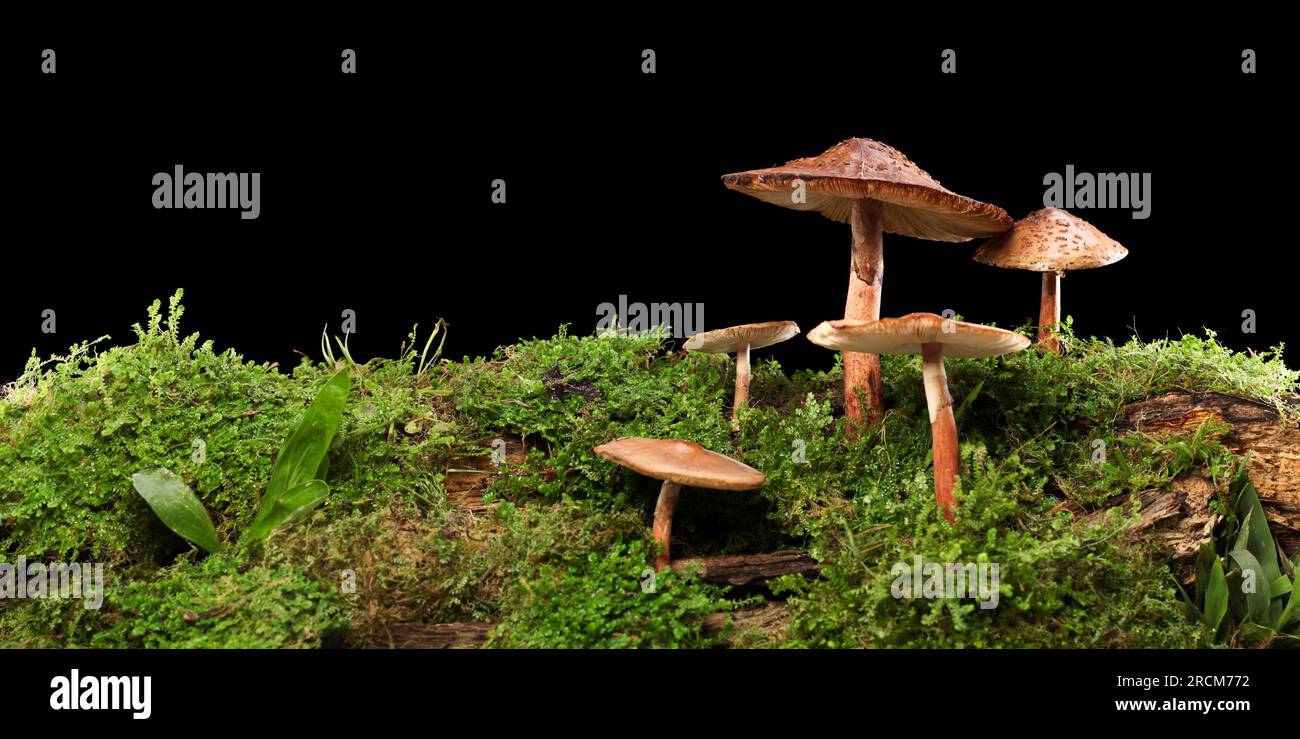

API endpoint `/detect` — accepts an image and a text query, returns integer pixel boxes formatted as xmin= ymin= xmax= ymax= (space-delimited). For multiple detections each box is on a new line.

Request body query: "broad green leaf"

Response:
xmin=251 ymin=370 xmax=349 ymax=535
xmin=1235 ymin=622 xmax=1276 ymax=645
xmin=1227 ymin=549 xmax=1271 ymax=623
xmin=1234 ymin=473 xmax=1283 ymax=586
xmin=1270 ymin=574 xmax=1293 ymax=600
xmin=131 ymin=468 xmax=221 ymax=554
xmin=1194 ymin=542 xmax=1217 ymax=608
xmin=1172 ymin=575 xmax=1201 ymax=625
xmin=1279 ymin=570 xmax=1300 ymax=628
xmin=1203 ymin=555 xmax=1228 ymax=633
xmin=248 ymin=480 xmax=329 ymax=540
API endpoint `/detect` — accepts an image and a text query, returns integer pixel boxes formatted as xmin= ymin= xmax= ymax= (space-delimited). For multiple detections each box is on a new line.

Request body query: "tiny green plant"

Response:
xmin=1176 ymin=461 xmax=1300 ymax=646
xmin=131 ymin=369 xmax=351 ymax=551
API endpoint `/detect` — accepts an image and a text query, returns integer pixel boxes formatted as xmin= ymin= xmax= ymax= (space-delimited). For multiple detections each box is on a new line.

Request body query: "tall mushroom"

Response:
xmin=807 ymin=313 xmax=1029 ymax=522
xmin=683 ymin=321 xmax=800 ymax=430
xmin=722 ymin=138 xmax=1011 ymax=431
xmin=593 ymin=437 xmax=765 ymax=571
xmin=973 ymin=208 xmax=1128 ymax=353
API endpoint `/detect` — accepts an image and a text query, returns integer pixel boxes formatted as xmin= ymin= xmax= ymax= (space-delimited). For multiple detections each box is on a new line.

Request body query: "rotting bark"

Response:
xmin=445 ymin=436 xmax=529 ymax=512
xmin=702 ymin=601 xmax=790 ymax=644
xmin=1067 ymin=391 xmax=1300 ymax=576
xmin=844 ymin=199 xmax=885 ymax=433
xmin=670 ymin=549 xmax=822 ymax=587
xmin=369 ymin=621 xmax=492 ymax=649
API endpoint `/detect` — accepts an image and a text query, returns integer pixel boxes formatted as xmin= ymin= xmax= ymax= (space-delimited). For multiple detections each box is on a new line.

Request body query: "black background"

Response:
xmin=2 ymin=21 xmax=1293 ymax=380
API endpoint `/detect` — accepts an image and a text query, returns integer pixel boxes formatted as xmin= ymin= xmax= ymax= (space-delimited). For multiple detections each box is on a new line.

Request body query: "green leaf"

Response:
xmin=1172 ymin=574 xmax=1202 ymax=625
xmin=1203 ymin=555 xmax=1229 ymax=633
xmin=131 ymin=468 xmax=221 ymax=554
xmin=252 ymin=480 xmax=329 ymax=538
xmin=1227 ymin=549 xmax=1271 ymax=623
xmin=1269 ymin=574 xmax=1293 ymax=600
xmin=1281 ymin=571 xmax=1300 ymax=629
xmin=1234 ymin=472 xmax=1283 ymax=586
xmin=250 ymin=370 xmax=349 ymax=539
xmin=1194 ymin=542 xmax=1217 ymax=608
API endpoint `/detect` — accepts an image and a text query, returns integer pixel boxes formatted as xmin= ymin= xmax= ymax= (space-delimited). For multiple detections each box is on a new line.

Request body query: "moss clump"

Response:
xmin=1 ymin=553 xmax=348 ymax=648
xmin=0 ymin=291 xmax=463 ymax=566
xmin=3 ymin=297 xmax=1295 ymax=648
xmin=488 ymin=538 xmax=731 ymax=649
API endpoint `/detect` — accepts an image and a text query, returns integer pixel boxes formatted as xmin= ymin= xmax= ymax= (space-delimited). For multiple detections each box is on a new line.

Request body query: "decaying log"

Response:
xmin=1116 ymin=391 xmax=1299 ymax=557
xmin=444 ymin=436 xmax=529 ymax=512
xmin=703 ymin=602 xmax=790 ymax=644
xmin=369 ymin=622 xmax=492 ymax=649
xmin=671 ymin=549 xmax=822 ymax=587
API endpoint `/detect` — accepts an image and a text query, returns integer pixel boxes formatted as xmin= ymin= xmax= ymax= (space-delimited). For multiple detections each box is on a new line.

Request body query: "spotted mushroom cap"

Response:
xmin=721 ymin=137 xmax=1012 ymax=242
xmin=973 ymin=208 xmax=1128 ymax=272
xmin=807 ymin=313 xmax=1031 ymax=359
xmin=683 ymin=321 xmax=801 ymax=354
xmin=593 ymin=437 xmax=766 ymax=491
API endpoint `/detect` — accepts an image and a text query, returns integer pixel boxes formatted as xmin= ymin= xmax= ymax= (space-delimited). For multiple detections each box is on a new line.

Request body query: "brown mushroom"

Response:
xmin=593 ymin=437 xmax=766 ymax=571
xmin=722 ymin=138 xmax=1011 ymax=431
xmin=683 ymin=321 xmax=801 ymax=429
xmin=807 ymin=313 xmax=1029 ymax=522
xmin=973 ymin=208 xmax=1128 ymax=353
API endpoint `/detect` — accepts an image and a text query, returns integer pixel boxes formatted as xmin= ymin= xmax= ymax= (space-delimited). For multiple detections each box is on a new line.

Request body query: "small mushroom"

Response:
xmin=683 ymin=321 xmax=800 ymax=429
xmin=722 ymin=138 xmax=1011 ymax=430
xmin=973 ymin=208 xmax=1128 ymax=353
xmin=807 ymin=313 xmax=1029 ymax=522
xmin=593 ymin=437 xmax=765 ymax=571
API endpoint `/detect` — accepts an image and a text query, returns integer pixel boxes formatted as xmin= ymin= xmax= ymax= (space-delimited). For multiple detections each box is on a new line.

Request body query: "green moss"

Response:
xmin=3 ymin=297 xmax=1295 ymax=648
xmin=0 ymin=291 xmax=463 ymax=566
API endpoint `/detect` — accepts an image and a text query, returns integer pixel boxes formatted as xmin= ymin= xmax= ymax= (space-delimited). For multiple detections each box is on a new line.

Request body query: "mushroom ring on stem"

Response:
xmin=683 ymin=321 xmax=800 ymax=430
xmin=807 ymin=313 xmax=1030 ymax=522
xmin=593 ymin=437 xmax=765 ymax=571
xmin=973 ymin=208 xmax=1128 ymax=353
xmin=722 ymin=137 xmax=1011 ymax=431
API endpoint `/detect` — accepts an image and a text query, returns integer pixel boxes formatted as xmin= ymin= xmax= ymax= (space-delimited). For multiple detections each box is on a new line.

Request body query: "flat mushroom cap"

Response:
xmin=721 ymin=137 xmax=1012 ymax=242
xmin=683 ymin=321 xmax=801 ymax=354
xmin=974 ymin=207 xmax=1128 ymax=271
xmin=807 ymin=313 xmax=1031 ymax=358
xmin=593 ymin=437 xmax=766 ymax=491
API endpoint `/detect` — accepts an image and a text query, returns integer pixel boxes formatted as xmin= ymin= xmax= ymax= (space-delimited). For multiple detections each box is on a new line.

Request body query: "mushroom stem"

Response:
xmin=731 ymin=343 xmax=751 ymax=431
xmin=651 ymin=480 xmax=682 ymax=572
xmin=844 ymin=199 xmax=885 ymax=433
xmin=1038 ymin=270 xmax=1062 ymax=353
xmin=921 ymin=342 xmax=958 ymax=523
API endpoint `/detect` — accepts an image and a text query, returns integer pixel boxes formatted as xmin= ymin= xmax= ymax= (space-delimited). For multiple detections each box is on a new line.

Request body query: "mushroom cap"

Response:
xmin=973 ymin=208 xmax=1128 ymax=272
xmin=683 ymin=321 xmax=801 ymax=354
xmin=807 ymin=313 xmax=1031 ymax=358
xmin=721 ymin=137 xmax=1012 ymax=242
xmin=592 ymin=437 xmax=766 ymax=491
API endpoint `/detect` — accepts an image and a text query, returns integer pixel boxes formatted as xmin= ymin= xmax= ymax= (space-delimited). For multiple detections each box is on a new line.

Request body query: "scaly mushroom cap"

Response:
xmin=593 ymin=437 xmax=765 ymax=491
xmin=974 ymin=208 xmax=1128 ymax=271
xmin=721 ymin=137 xmax=1012 ymax=242
xmin=807 ymin=313 xmax=1031 ymax=358
xmin=683 ymin=321 xmax=801 ymax=354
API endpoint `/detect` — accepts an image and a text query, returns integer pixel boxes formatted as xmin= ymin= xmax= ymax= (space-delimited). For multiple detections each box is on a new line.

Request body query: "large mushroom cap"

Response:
xmin=807 ymin=313 xmax=1031 ymax=358
xmin=974 ymin=208 xmax=1128 ymax=271
xmin=593 ymin=437 xmax=765 ymax=491
xmin=683 ymin=321 xmax=801 ymax=354
xmin=721 ymin=137 xmax=1012 ymax=242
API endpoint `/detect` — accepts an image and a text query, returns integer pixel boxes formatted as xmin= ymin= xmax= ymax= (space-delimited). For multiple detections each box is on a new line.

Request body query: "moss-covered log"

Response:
xmin=670 ymin=550 xmax=822 ymax=587
xmin=1073 ymin=392 xmax=1300 ymax=572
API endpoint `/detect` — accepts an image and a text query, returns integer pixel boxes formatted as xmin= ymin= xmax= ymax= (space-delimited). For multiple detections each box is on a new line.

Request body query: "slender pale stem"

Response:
xmin=652 ymin=480 xmax=681 ymax=572
xmin=921 ymin=342 xmax=958 ymax=523
xmin=844 ymin=199 xmax=885 ymax=434
xmin=1038 ymin=270 xmax=1062 ymax=353
xmin=732 ymin=343 xmax=751 ymax=431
